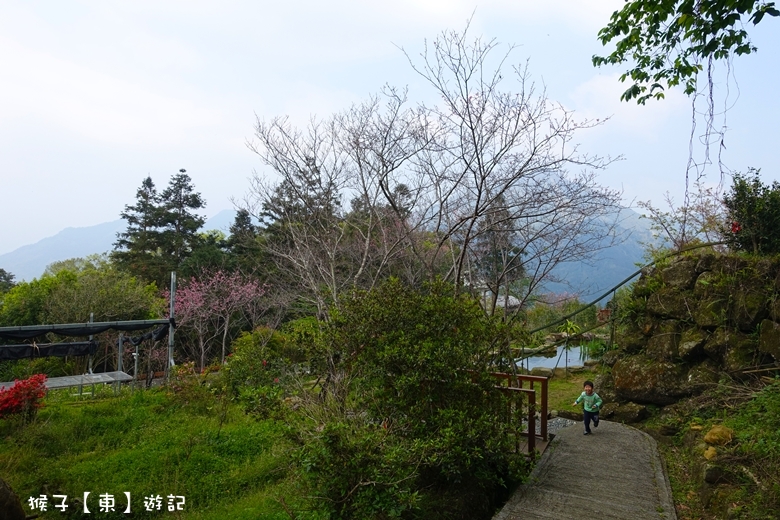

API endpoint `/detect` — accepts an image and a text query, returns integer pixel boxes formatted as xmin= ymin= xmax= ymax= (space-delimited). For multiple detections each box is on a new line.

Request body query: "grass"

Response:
xmin=0 ymin=385 xmax=305 ymax=519
xmin=546 ymin=369 xmax=600 ymax=411
xmin=649 ymin=378 xmax=780 ymax=520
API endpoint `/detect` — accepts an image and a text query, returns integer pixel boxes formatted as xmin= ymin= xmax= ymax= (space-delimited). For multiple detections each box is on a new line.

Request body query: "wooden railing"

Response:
xmin=489 ymin=372 xmax=549 ymax=456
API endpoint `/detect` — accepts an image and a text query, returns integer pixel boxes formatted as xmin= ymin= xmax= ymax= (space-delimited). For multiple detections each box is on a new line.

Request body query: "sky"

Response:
xmin=1 ymin=0 xmax=779 ymax=256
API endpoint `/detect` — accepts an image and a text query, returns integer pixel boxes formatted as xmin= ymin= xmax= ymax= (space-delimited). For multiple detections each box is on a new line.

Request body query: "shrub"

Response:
xmin=298 ymin=279 xmax=528 ymax=519
xmin=723 ymin=168 xmax=780 ymax=255
xmin=0 ymin=374 xmax=47 ymax=421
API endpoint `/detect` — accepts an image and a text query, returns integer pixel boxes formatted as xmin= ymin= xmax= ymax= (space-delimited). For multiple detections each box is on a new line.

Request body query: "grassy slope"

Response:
xmin=0 ymin=387 xmax=303 ymax=519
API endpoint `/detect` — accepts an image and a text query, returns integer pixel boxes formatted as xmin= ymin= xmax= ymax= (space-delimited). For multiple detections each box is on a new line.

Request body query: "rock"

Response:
xmin=693 ymin=271 xmax=717 ymax=297
xmin=693 ymin=297 xmax=727 ymax=329
xmin=610 ymin=402 xmax=649 ymax=423
xmin=704 ymin=425 xmax=733 ymax=445
xmin=759 ymin=319 xmax=780 ymax=361
xmin=619 ymin=331 xmax=647 ymax=354
xmin=659 ymin=424 xmax=679 ymax=436
xmin=703 ymin=463 xmax=725 ymax=484
xmin=593 ymin=373 xmax=617 ymax=402
xmin=704 ymin=446 xmax=718 ymax=460
xmin=647 ymin=289 xmax=694 ymax=320
xmin=612 ymin=354 xmax=692 ymax=405
xmin=600 ymin=350 xmax=621 ymax=366
xmin=645 ymin=320 xmax=680 ymax=361
xmin=556 ymin=409 xmax=581 ymax=421
xmin=583 ymin=359 xmax=600 ymax=367
xmin=705 ymin=328 xmax=760 ymax=372
xmin=530 ymin=367 xmax=553 ymax=378
xmin=0 ymin=478 xmax=26 ymax=520
xmin=679 ymin=327 xmax=708 ymax=361
xmin=731 ymin=286 xmax=768 ymax=330
xmin=695 ymin=252 xmax=718 ymax=273
xmin=660 ymin=259 xmax=698 ymax=289
xmin=599 ymin=402 xmax=617 ymax=419
xmin=685 ymin=360 xmax=719 ymax=392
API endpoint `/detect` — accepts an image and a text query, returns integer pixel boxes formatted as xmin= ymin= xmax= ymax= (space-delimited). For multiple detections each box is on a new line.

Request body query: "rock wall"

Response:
xmin=605 ymin=252 xmax=780 ymax=406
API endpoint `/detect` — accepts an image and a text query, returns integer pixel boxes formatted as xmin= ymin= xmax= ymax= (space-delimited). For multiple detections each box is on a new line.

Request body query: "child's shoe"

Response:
xmin=583 ymin=431 xmax=591 ymax=435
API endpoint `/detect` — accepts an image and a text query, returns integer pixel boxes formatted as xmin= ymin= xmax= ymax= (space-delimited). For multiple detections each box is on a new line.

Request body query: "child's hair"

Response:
xmin=583 ymin=380 xmax=594 ymax=388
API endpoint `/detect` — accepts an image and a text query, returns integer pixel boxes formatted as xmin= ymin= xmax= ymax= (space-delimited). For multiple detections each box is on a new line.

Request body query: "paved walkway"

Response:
xmin=494 ymin=421 xmax=676 ymax=520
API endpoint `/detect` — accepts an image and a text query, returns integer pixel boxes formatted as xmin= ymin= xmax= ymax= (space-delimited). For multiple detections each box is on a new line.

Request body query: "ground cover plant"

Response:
xmin=0 ymin=384 xmax=301 ymax=519
xmin=647 ymin=377 xmax=780 ymax=520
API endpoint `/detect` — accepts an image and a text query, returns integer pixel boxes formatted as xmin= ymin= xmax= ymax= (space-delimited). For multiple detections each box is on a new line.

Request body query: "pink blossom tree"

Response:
xmin=166 ymin=270 xmax=267 ymax=371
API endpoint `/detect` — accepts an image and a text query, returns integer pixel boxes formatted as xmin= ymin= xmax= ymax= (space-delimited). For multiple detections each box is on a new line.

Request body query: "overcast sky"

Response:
xmin=1 ymin=0 xmax=778 ymax=256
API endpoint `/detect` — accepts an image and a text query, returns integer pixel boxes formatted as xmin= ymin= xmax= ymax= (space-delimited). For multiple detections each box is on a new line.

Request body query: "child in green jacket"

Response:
xmin=573 ymin=380 xmax=603 ymax=435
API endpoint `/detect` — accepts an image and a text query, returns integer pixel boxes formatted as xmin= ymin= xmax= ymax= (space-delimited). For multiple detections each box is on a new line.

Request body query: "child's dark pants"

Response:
xmin=583 ymin=410 xmax=599 ymax=433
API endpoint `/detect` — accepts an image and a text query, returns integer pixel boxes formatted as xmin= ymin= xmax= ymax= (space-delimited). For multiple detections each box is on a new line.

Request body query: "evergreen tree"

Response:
xmin=158 ymin=169 xmax=206 ymax=267
xmin=113 ymin=170 xmax=206 ymax=286
xmin=0 ymin=268 xmax=15 ymax=294
xmin=112 ymin=176 xmax=167 ymax=283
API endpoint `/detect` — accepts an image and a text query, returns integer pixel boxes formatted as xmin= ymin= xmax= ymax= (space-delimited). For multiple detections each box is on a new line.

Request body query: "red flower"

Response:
xmin=731 ymin=222 xmax=741 ymax=233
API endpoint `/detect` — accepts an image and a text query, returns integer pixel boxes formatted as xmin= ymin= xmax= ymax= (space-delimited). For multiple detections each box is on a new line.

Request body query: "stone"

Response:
xmin=731 ymin=286 xmax=768 ymax=331
xmin=703 ymin=464 xmax=725 ymax=484
xmin=660 ymin=259 xmax=697 ymax=289
xmin=659 ymin=424 xmax=679 ymax=436
xmin=612 ymin=354 xmax=692 ymax=405
xmin=704 ymin=425 xmax=733 ymax=445
xmin=759 ymin=319 xmax=780 ymax=361
xmin=600 ymin=350 xmax=621 ymax=366
xmin=703 ymin=327 xmax=729 ymax=361
xmin=692 ymin=271 xmax=717 ymax=297
xmin=693 ymin=297 xmax=728 ymax=329
xmin=610 ymin=402 xmax=649 ymax=423
xmin=644 ymin=320 xmax=680 ymax=361
xmin=0 ymin=478 xmax=26 ymax=520
xmin=647 ymin=289 xmax=694 ymax=320
xmin=679 ymin=327 xmax=708 ymax=361
xmin=695 ymin=252 xmax=718 ymax=273
xmin=703 ymin=446 xmax=717 ymax=460
xmin=686 ymin=360 xmax=719 ymax=392
xmin=530 ymin=367 xmax=553 ymax=378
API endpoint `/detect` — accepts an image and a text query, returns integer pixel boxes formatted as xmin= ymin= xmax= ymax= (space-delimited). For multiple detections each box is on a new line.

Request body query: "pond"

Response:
xmin=516 ymin=344 xmax=592 ymax=371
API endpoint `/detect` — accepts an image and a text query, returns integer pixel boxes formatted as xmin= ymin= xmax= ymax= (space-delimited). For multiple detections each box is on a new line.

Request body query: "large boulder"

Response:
xmin=759 ymin=319 xmax=780 ymax=361
xmin=609 ymin=402 xmax=649 ymax=423
xmin=660 ymin=259 xmax=698 ymax=289
xmin=679 ymin=327 xmax=708 ymax=361
xmin=685 ymin=360 xmax=720 ymax=392
xmin=0 ymin=478 xmax=26 ymax=520
xmin=645 ymin=320 xmax=680 ymax=362
xmin=693 ymin=297 xmax=727 ymax=329
xmin=647 ymin=289 xmax=694 ymax=321
xmin=730 ymin=286 xmax=768 ymax=331
xmin=612 ymin=354 xmax=691 ymax=405
xmin=704 ymin=328 xmax=760 ymax=372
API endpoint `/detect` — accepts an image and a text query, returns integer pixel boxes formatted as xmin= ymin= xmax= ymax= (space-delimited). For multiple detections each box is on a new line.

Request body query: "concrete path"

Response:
xmin=494 ymin=421 xmax=676 ymax=520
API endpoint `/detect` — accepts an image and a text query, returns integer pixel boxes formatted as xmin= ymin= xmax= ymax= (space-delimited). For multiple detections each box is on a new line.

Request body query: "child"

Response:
xmin=573 ymin=380 xmax=602 ymax=435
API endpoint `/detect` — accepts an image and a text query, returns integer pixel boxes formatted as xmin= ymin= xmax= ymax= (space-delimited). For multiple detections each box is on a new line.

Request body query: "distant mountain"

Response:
xmin=0 ymin=208 xmax=654 ymax=299
xmin=0 ymin=210 xmax=238 ymax=282
xmin=542 ymin=209 xmax=654 ymax=301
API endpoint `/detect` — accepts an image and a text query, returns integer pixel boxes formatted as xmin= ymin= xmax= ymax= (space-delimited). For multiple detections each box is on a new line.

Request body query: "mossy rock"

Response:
xmin=0 ymin=478 xmax=25 ymax=520
xmin=759 ymin=319 xmax=780 ymax=361
xmin=730 ymin=285 xmax=769 ymax=331
xmin=612 ymin=354 xmax=691 ymax=405
xmin=704 ymin=327 xmax=760 ymax=371
xmin=685 ymin=360 xmax=720 ymax=393
xmin=644 ymin=320 xmax=680 ymax=362
xmin=646 ymin=289 xmax=694 ymax=320
xmin=695 ymin=252 xmax=718 ymax=273
xmin=617 ymin=330 xmax=647 ymax=354
xmin=679 ymin=327 xmax=708 ymax=361
xmin=660 ymin=259 xmax=697 ymax=289
xmin=693 ymin=297 xmax=728 ymax=329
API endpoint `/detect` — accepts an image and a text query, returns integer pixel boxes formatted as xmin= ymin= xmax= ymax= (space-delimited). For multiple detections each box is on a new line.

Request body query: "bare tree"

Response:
xmin=242 ymin=24 xmax=623 ymax=319
xmin=389 ymin=26 xmax=623 ymax=315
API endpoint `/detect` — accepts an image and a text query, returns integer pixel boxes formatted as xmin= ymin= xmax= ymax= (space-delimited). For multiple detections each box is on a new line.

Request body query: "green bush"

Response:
xmin=297 ymin=279 xmax=529 ymax=519
xmin=723 ymin=169 xmax=780 ymax=255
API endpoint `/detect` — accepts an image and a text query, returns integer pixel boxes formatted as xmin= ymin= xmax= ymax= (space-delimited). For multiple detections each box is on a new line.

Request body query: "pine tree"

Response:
xmin=112 ymin=176 xmax=167 ymax=283
xmin=158 ymin=169 xmax=206 ymax=267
